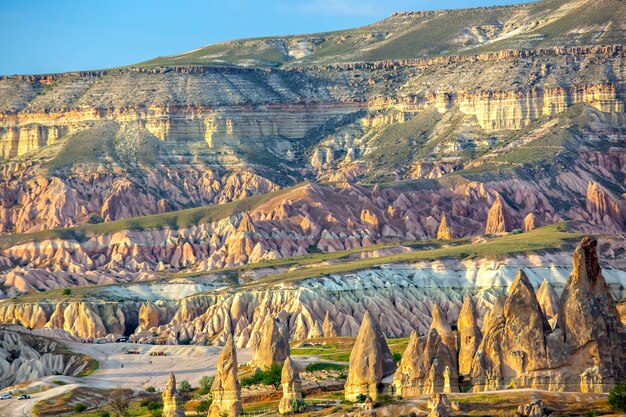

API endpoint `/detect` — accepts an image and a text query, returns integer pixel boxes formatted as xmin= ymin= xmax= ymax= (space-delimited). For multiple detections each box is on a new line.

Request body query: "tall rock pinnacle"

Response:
xmin=252 ymin=317 xmax=290 ymax=369
xmin=485 ymin=194 xmax=511 ymax=234
xmin=344 ymin=310 xmax=397 ymax=401
xmin=278 ymin=356 xmax=303 ymax=414
xmin=209 ymin=335 xmax=243 ymax=417
xmin=162 ymin=372 xmax=185 ymax=417
xmin=457 ymin=294 xmax=482 ymax=378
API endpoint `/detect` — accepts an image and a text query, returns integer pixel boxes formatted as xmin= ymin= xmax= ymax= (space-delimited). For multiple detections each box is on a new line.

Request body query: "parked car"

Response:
xmin=95 ymin=339 xmax=106 ymax=344
xmin=115 ymin=336 xmax=129 ymax=343
xmin=17 ymin=394 xmax=31 ymax=400
xmin=0 ymin=394 xmax=11 ymax=400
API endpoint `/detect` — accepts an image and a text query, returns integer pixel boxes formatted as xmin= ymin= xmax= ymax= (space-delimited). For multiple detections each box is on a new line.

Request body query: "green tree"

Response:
xmin=73 ymin=403 xmax=87 ymax=413
xmin=196 ymin=399 xmax=212 ymax=416
xmin=178 ymin=380 xmax=192 ymax=393
xmin=63 ymin=288 xmax=72 ymax=296
xmin=198 ymin=376 xmax=214 ymax=395
xmin=609 ymin=383 xmax=626 ymax=413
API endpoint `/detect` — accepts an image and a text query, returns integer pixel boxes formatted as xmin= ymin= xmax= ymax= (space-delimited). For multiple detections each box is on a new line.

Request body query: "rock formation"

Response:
xmin=393 ymin=305 xmax=458 ymax=396
xmin=523 ymin=213 xmax=537 ymax=231
xmin=322 ymin=311 xmax=338 ymax=338
xmin=162 ymin=372 xmax=185 ymax=417
xmin=470 ymin=270 xmax=551 ymax=391
xmin=535 ymin=279 xmax=559 ymax=324
xmin=427 ymin=393 xmax=458 ymax=417
xmin=557 ymin=237 xmax=626 ymax=392
xmin=251 ymin=317 xmax=290 ymax=369
xmin=209 ymin=335 xmax=243 ymax=417
xmin=278 ymin=357 xmax=303 ymax=415
xmin=516 ymin=399 xmax=548 ymax=417
xmin=345 ymin=311 xmax=397 ymax=401
xmin=0 ymin=329 xmax=91 ymax=389
xmin=485 ymin=194 xmax=511 ymax=234
xmin=437 ymin=214 xmax=453 ymax=240
xmin=471 ymin=238 xmax=626 ymax=392
xmin=457 ymin=294 xmax=482 ymax=378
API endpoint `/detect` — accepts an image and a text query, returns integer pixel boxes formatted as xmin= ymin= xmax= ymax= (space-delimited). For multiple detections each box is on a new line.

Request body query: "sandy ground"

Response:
xmin=0 ymin=342 xmax=253 ymax=417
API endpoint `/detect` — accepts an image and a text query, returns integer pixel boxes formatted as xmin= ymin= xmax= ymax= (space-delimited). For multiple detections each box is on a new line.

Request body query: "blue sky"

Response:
xmin=0 ymin=0 xmax=531 ymax=75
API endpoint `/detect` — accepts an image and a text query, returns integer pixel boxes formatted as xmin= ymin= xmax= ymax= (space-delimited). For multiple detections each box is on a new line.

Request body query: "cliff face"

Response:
xmin=0 ymin=329 xmax=91 ymax=389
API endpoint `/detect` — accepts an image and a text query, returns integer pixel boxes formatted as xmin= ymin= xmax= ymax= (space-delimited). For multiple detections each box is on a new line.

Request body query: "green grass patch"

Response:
xmin=304 ymin=362 xmax=347 ymax=372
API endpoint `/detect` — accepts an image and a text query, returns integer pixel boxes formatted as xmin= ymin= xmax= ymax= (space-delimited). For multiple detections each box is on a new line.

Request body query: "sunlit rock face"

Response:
xmin=470 ymin=238 xmax=626 ymax=393
xmin=344 ymin=311 xmax=397 ymax=401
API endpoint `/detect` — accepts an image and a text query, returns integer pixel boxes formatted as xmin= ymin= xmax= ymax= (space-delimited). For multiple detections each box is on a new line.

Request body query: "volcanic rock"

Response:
xmin=485 ymin=194 xmax=511 ymax=234
xmin=162 ymin=372 xmax=185 ymax=417
xmin=457 ymin=294 xmax=482 ymax=378
xmin=251 ymin=317 xmax=290 ymax=369
xmin=209 ymin=335 xmax=243 ymax=417
xmin=345 ymin=311 xmax=397 ymax=401
xmin=278 ymin=357 xmax=303 ymax=414
xmin=437 ymin=214 xmax=453 ymax=240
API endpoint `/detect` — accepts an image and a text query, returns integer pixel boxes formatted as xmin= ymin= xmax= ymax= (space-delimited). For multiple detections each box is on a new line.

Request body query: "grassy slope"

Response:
xmin=133 ymin=0 xmax=624 ymax=68
xmin=241 ymin=223 xmax=579 ymax=289
xmin=0 ymin=183 xmax=306 ymax=250
xmin=6 ymin=223 xmax=579 ymax=303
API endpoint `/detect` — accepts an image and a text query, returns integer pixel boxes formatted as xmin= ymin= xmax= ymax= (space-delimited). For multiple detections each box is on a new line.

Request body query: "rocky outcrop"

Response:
xmin=437 ymin=214 xmax=453 ymax=240
xmin=209 ymin=335 xmax=243 ymax=417
xmin=457 ymin=294 xmax=481 ymax=378
xmin=523 ymin=213 xmax=536 ymax=231
xmin=322 ymin=311 xmax=338 ymax=338
xmin=345 ymin=311 xmax=397 ymax=401
xmin=251 ymin=317 xmax=290 ymax=369
xmin=427 ymin=394 xmax=458 ymax=417
xmin=278 ymin=357 xmax=303 ymax=415
xmin=485 ymin=194 xmax=511 ymax=234
xmin=516 ymin=399 xmax=548 ymax=417
xmin=536 ymin=279 xmax=559 ymax=323
xmin=162 ymin=372 xmax=185 ymax=417
xmin=471 ymin=238 xmax=626 ymax=392
xmin=557 ymin=237 xmax=626 ymax=392
xmin=0 ymin=329 xmax=90 ymax=389
xmin=470 ymin=270 xmax=551 ymax=391
xmin=393 ymin=305 xmax=459 ymax=396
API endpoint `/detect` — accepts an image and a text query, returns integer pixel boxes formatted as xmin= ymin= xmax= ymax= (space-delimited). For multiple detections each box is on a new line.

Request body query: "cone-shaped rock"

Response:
xmin=278 ymin=357 xmax=303 ymax=414
xmin=457 ymin=294 xmax=482 ymax=378
xmin=209 ymin=335 xmax=243 ymax=417
xmin=252 ymin=317 xmax=290 ymax=369
xmin=393 ymin=305 xmax=458 ymax=396
xmin=557 ymin=237 xmax=626 ymax=392
xmin=344 ymin=311 xmax=397 ymax=401
xmin=437 ymin=214 xmax=453 ymax=240
xmin=322 ymin=311 xmax=338 ymax=338
xmin=536 ymin=279 xmax=559 ymax=323
xmin=470 ymin=270 xmax=551 ymax=391
xmin=485 ymin=194 xmax=511 ymax=234
xmin=162 ymin=372 xmax=185 ymax=417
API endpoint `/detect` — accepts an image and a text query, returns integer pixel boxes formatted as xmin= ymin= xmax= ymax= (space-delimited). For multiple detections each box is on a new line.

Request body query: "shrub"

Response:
xmin=178 ymin=380 xmax=192 ymax=393
xmin=196 ymin=399 xmax=212 ymax=415
xmin=99 ymin=413 xmax=110 ymax=417
xmin=73 ymin=403 xmax=87 ymax=413
xmin=304 ymin=363 xmax=346 ymax=372
xmin=63 ymin=288 xmax=72 ymax=296
xmin=291 ymin=399 xmax=306 ymax=413
xmin=150 ymin=410 xmax=163 ymax=417
xmin=392 ymin=352 xmax=402 ymax=363
xmin=355 ymin=394 xmax=367 ymax=403
xmin=199 ymin=375 xmax=214 ymax=395
xmin=145 ymin=386 xmax=157 ymax=393
xmin=241 ymin=364 xmax=283 ymax=389
xmin=146 ymin=401 xmax=163 ymax=410
xmin=609 ymin=384 xmax=626 ymax=413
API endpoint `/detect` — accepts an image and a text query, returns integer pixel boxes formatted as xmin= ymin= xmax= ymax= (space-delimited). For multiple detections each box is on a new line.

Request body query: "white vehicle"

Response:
xmin=0 ymin=394 xmax=11 ymax=400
